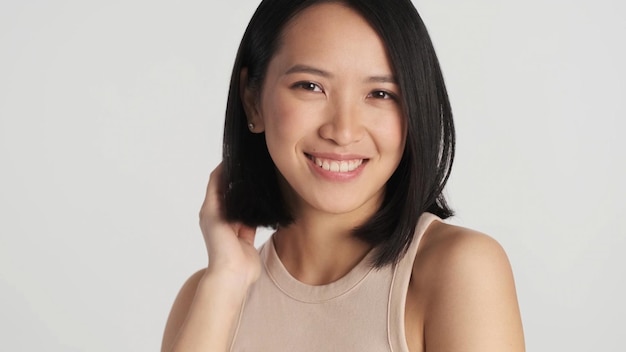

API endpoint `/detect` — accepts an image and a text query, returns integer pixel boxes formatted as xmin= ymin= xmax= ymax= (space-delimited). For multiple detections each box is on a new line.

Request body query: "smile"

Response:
xmin=306 ymin=154 xmax=365 ymax=173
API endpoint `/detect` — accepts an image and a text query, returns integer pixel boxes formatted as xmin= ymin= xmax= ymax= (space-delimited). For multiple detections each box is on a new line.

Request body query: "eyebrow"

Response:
xmin=284 ymin=64 xmax=397 ymax=84
xmin=285 ymin=64 xmax=332 ymax=78
xmin=366 ymin=75 xmax=397 ymax=84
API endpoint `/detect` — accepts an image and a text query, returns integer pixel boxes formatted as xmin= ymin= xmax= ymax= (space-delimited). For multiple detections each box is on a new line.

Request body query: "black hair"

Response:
xmin=222 ymin=0 xmax=455 ymax=267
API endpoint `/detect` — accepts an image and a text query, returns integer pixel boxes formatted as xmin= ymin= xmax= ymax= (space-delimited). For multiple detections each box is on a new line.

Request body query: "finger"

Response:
xmin=237 ymin=224 xmax=257 ymax=247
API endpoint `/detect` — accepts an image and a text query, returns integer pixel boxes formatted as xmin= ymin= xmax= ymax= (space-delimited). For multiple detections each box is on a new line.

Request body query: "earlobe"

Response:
xmin=240 ymin=68 xmax=265 ymax=133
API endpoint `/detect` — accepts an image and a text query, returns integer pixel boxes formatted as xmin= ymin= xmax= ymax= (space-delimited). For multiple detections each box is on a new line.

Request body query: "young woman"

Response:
xmin=162 ymin=0 xmax=525 ymax=351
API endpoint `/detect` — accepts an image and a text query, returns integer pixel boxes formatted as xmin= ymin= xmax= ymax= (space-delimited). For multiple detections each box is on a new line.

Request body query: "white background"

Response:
xmin=1 ymin=0 xmax=624 ymax=351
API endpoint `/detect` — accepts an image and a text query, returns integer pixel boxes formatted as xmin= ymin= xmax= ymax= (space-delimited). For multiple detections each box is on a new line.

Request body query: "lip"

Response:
xmin=305 ymin=152 xmax=368 ymax=181
xmin=306 ymin=152 xmax=369 ymax=161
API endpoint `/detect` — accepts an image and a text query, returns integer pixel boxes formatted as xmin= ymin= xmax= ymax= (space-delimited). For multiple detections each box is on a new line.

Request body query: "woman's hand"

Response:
xmin=161 ymin=163 xmax=261 ymax=352
xmin=199 ymin=163 xmax=261 ymax=288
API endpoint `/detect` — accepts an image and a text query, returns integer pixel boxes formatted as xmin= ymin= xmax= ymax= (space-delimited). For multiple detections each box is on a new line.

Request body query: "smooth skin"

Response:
xmin=162 ymin=3 xmax=524 ymax=352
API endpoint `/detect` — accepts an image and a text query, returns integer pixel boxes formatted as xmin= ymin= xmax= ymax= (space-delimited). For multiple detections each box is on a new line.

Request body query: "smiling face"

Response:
xmin=244 ymin=3 xmax=406 ymax=221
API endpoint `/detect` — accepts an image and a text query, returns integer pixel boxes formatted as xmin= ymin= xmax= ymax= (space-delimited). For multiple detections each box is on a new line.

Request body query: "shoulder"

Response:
xmin=415 ymin=221 xmax=512 ymax=282
xmin=161 ymin=269 xmax=206 ymax=352
xmin=409 ymin=221 xmax=525 ymax=351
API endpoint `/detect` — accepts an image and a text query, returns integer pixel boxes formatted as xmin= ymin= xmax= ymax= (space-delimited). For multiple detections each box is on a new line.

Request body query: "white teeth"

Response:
xmin=312 ymin=157 xmax=363 ymax=173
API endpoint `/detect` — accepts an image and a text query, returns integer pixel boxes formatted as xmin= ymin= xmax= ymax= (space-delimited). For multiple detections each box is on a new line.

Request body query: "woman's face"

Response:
xmin=247 ymin=3 xmax=406 ymax=220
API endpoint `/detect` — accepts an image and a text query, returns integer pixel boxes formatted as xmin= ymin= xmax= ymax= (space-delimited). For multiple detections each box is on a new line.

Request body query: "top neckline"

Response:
xmin=263 ymin=237 xmax=378 ymax=303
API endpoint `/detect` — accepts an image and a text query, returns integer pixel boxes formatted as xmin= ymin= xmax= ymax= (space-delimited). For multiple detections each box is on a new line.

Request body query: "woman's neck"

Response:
xmin=273 ymin=212 xmax=373 ymax=286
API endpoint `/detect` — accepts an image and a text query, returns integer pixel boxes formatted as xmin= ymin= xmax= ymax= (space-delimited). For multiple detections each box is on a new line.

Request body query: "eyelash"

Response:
xmin=292 ymin=81 xmax=323 ymax=92
xmin=368 ymin=90 xmax=397 ymax=101
xmin=292 ymin=81 xmax=397 ymax=101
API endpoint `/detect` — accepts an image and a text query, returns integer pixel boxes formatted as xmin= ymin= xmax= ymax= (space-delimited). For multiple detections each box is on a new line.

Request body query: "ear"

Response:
xmin=240 ymin=68 xmax=265 ymax=132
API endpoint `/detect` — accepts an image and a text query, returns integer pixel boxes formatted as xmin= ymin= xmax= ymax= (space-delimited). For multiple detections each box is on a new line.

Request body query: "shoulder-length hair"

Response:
xmin=222 ymin=0 xmax=455 ymax=268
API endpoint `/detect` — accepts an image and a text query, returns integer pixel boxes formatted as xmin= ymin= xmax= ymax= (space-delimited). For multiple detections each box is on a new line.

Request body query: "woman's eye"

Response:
xmin=293 ymin=82 xmax=323 ymax=92
xmin=369 ymin=90 xmax=396 ymax=100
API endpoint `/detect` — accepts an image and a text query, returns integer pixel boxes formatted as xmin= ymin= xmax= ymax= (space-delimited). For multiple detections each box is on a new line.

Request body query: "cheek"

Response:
xmin=261 ymin=93 xmax=316 ymax=156
xmin=372 ymin=114 xmax=406 ymax=155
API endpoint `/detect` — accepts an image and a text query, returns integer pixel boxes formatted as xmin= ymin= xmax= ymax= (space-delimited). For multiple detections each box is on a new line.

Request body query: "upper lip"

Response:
xmin=305 ymin=152 xmax=369 ymax=161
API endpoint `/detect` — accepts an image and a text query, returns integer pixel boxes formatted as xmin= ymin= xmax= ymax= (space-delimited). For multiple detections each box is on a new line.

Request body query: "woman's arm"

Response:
xmin=161 ymin=164 xmax=260 ymax=352
xmin=413 ymin=222 xmax=525 ymax=351
xmin=161 ymin=269 xmax=249 ymax=352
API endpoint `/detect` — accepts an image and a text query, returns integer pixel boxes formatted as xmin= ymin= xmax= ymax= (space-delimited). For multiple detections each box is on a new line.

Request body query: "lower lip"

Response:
xmin=306 ymin=155 xmax=367 ymax=182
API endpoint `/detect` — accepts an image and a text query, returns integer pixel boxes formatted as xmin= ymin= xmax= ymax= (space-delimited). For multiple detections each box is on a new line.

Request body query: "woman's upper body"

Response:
xmin=162 ymin=209 xmax=524 ymax=352
xmin=228 ymin=213 xmax=524 ymax=352
xmin=161 ymin=1 xmax=524 ymax=351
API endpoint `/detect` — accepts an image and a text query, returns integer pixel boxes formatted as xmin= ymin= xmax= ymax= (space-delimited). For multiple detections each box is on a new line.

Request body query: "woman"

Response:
xmin=162 ymin=0 xmax=525 ymax=351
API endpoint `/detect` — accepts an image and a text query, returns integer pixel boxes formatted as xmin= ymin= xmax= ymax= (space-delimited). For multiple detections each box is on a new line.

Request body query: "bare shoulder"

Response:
xmin=410 ymin=221 xmax=525 ymax=351
xmin=416 ymin=221 xmax=512 ymax=279
xmin=161 ymin=269 xmax=207 ymax=352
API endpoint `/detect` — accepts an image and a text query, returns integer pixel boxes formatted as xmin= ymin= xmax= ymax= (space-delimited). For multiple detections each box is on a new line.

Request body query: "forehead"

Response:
xmin=271 ymin=3 xmax=392 ymax=72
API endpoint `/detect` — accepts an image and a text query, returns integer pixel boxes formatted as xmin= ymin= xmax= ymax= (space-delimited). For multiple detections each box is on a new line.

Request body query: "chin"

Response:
xmin=307 ymin=195 xmax=382 ymax=218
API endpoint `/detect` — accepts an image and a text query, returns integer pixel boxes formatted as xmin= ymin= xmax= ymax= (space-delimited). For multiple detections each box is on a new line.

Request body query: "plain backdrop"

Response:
xmin=1 ymin=0 xmax=624 ymax=351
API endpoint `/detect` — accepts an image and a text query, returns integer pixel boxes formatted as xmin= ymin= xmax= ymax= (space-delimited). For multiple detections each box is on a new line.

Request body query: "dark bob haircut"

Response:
xmin=222 ymin=0 xmax=455 ymax=268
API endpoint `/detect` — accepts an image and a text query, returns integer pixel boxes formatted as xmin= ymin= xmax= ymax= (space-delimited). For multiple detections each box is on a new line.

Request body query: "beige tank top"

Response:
xmin=230 ymin=213 xmax=439 ymax=352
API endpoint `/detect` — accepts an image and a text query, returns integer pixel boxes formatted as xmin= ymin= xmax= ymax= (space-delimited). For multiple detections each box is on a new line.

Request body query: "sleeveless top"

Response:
xmin=230 ymin=213 xmax=440 ymax=352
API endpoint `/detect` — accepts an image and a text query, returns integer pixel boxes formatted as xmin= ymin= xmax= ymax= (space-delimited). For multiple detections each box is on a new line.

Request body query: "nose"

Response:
xmin=318 ymin=98 xmax=365 ymax=146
